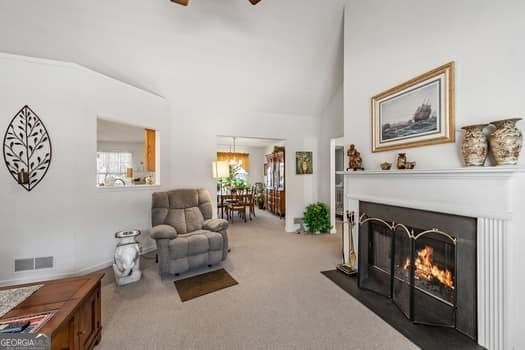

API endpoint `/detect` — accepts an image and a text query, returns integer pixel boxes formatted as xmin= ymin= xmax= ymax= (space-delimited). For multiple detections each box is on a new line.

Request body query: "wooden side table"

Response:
xmin=0 ymin=273 xmax=104 ymax=350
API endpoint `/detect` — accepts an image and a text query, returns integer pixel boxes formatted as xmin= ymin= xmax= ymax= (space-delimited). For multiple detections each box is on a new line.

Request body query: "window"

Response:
xmin=97 ymin=118 xmax=159 ymax=188
xmin=216 ymin=152 xmax=250 ymax=172
xmin=96 ymin=152 xmax=132 ymax=185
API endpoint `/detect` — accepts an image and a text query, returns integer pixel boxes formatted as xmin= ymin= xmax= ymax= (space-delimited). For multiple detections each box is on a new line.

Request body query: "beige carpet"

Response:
xmin=97 ymin=210 xmax=418 ymax=350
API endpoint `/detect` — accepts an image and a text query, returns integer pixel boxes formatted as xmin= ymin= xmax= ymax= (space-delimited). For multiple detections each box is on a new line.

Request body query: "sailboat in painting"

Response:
xmin=382 ymin=99 xmax=438 ymax=141
xmin=413 ymin=100 xmax=432 ymax=121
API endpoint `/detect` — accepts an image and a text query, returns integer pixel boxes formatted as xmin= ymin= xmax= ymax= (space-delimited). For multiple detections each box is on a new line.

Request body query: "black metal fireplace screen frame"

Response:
xmin=358 ymin=213 xmax=458 ymax=328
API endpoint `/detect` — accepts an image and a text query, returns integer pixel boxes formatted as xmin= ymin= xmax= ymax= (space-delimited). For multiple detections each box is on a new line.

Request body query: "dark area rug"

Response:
xmin=321 ymin=270 xmax=484 ymax=350
xmin=174 ymin=269 xmax=238 ymax=302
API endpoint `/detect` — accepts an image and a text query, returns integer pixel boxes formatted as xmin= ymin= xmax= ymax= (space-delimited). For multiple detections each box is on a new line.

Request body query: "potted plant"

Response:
xmin=303 ymin=202 xmax=332 ymax=234
xmin=254 ymin=182 xmax=265 ymax=209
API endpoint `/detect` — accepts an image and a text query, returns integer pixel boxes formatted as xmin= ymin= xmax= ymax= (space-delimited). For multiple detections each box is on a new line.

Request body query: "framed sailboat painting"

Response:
xmin=371 ymin=62 xmax=455 ymax=152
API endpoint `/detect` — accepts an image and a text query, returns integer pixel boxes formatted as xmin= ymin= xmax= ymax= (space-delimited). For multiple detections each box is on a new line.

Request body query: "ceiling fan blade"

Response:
xmin=248 ymin=0 xmax=262 ymax=5
xmin=171 ymin=0 xmax=189 ymax=6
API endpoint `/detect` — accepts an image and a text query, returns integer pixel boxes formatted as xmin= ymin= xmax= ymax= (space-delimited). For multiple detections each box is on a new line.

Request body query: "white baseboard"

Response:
xmin=0 ymin=244 xmax=157 ymax=287
xmin=285 ymin=223 xmax=300 ymax=232
xmin=0 ymin=260 xmax=113 ymax=287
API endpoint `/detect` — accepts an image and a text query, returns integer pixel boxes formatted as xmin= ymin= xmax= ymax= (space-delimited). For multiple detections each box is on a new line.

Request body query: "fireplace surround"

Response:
xmin=339 ymin=167 xmax=525 ymax=350
xmin=358 ymin=201 xmax=477 ymax=340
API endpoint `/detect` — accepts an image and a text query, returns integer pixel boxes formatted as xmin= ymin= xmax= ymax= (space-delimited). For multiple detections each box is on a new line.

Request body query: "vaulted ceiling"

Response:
xmin=0 ymin=0 xmax=345 ymax=116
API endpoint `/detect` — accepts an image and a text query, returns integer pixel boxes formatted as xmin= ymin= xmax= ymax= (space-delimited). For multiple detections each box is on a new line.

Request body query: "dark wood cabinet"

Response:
xmin=265 ymin=188 xmax=285 ymax=218
xmin=264 ymin=147 xmax=285 ymax=218
xmin=0 ymin=273 xmax=104 ymax=350
xmin=76 ymin=286 xmax=101 ymax=349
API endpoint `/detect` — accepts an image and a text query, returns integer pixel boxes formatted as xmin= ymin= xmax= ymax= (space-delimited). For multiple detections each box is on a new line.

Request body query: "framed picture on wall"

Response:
xmin=371 ymin=62 xmax=455 ymax=152
xmin=296 ymin=151 xmax=313 ymax=175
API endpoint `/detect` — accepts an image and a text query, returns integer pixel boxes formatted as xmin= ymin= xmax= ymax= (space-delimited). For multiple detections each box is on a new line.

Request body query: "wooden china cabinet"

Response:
xmin=264 ymin=147 xmax=285 ymax=218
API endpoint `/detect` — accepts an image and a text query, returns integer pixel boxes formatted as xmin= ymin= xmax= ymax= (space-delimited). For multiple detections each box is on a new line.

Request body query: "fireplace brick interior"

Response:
xmin=358 ymin=201 xmax=477 ymax=341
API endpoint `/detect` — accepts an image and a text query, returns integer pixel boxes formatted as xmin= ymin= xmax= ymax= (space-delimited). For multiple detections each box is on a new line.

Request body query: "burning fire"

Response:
xmin=403 ymin=245 xmax=454 ymax=289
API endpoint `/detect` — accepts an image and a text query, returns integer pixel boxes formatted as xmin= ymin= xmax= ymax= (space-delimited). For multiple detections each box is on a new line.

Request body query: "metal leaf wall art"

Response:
xmin=3 ymin=106 xmax=52 ymax=191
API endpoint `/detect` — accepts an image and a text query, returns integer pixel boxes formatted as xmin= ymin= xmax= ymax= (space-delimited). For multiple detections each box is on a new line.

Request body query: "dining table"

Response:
xmin=217 ymin=193 xmax=253 ymax=221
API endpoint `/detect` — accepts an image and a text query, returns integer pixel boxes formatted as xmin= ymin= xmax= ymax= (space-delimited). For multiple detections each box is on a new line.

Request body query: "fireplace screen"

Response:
xmin=358 ymin=218 xmax=392 ymax=298
xmin=393 ymin=225 xmax=412 ymax=319
xmin=359 ymin=217 xmax=457 ymax=328
xmin=412 ymin=230 xmax=456 ymax=327
xmin=357 ymin=202 xmax=477 ymax=341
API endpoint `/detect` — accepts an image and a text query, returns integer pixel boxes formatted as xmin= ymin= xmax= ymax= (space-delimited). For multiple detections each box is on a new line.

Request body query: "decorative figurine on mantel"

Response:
xmin=380 ymin=162 xmax=392 ymax=170
xmin=113 ymin=230 xmax=142 ymax=286
xmin=347 ymin=144 xmax=364 ymax=171
xmin=397 ymin=153 xmax=416 ymax=169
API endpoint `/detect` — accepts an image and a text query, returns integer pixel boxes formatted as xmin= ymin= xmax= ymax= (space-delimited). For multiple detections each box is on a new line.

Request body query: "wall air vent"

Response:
xmin=35 ymin=256 xmax=54 ymax=270
xmin=14 ymin=258 xmax=34 ymax=272
xmin=14 ymin=256 xmax=54 ymax=272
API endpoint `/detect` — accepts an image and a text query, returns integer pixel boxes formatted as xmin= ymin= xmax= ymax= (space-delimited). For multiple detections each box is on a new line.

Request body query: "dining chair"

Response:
xmin=227 ymin=191 xmax=248 ymax=223
xmin=217 ymin=193 xmax=227 ymax=219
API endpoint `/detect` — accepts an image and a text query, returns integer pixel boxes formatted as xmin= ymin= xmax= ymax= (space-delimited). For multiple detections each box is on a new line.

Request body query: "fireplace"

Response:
xmin=358 ymin=202 xmax=477 ymax=341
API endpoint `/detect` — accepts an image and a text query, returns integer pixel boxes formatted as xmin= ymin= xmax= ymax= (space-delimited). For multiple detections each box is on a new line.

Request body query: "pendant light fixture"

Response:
xmin=229 ymin=137 xmax=242 ymax=166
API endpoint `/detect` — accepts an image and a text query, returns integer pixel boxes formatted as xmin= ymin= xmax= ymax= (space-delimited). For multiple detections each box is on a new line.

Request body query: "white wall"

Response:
xmin=344 ymin=0 xmax=525 ymax=170
xmin=0 ymin=53 xmax=171 ymax=285
xmin=0 ymin=53 xmax=322 ymax=286
xmin=318 ymin=85 xmax=344 ymax=205
xmin=344 ymin=1 xmax=525 ymax=348
xmin=215 ymin=145 xmax=266 ymax=185
xmin=170 ymin=111 xmax=319 ymax=232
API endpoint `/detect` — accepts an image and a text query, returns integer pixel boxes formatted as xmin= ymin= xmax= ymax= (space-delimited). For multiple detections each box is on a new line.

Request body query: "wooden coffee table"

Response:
xmin=0 ymin=273 xmax=104 ymax=350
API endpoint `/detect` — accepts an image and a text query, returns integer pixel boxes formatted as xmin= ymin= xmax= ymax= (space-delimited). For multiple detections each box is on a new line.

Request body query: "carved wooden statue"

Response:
xmin=347 ymin=144 xmax=364 ymax=171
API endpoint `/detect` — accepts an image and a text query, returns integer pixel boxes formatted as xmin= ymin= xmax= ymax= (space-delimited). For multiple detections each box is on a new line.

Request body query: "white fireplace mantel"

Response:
xmin=338 ymin=166 xmax=525 ymax=220
xmin=337 ymin=166 xmax=524 ymax=176
xmin=340 ymin=166 xmax=525 ymax=350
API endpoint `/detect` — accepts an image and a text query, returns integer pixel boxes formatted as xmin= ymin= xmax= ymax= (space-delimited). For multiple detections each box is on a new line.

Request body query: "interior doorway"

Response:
xmin=215 ymin=135 xmax=286 ymax=224
xmin=330 ymin=137 xmax=345 ymax=233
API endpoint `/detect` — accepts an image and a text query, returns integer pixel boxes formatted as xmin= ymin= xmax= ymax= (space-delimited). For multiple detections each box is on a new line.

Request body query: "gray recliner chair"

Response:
xmin=151 ymin=188 xmax=229 ymax=276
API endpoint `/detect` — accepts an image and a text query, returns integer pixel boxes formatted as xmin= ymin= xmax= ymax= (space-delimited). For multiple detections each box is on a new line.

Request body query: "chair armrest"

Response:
xmin=203 ymin=219 xmax=229 ymax=232
xmin=151 ymin=225 xmax=177 ymax=240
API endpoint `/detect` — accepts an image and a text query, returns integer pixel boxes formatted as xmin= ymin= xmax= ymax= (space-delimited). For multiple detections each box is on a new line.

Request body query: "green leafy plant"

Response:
xmin=217 ymin=164 xmax=250 ymax=191
xmin=303 ymin=202 xmax=332 ymax=233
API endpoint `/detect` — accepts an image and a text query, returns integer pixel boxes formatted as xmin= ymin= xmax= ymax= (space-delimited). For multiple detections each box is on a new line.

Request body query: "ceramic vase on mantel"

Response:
xmin=488 ymin=118 xmax=523 ymax=166
xmin=461 ymin=123 xmax=489 ymax=166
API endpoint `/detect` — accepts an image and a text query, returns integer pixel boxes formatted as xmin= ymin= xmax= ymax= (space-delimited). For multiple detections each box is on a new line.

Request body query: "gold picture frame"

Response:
xmin=371 ymin=62 xmax=455 ymax=152
xmin=296 ymin=151 xmax=313 ymax=175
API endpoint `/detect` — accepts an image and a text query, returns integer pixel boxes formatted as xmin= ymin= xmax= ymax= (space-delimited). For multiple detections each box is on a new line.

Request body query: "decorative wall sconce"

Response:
xmin=3 ymin=105 xmax=52 ymax=191
xmin=17 ymin=169 xmax=30 ymax=185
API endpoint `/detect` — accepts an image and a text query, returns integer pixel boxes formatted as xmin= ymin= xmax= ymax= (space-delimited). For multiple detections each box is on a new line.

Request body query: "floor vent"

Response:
xmin=14 ymin=256 xmax=54 ymax=272
xmin=294 ymin=217 xmax=305 ymax=233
